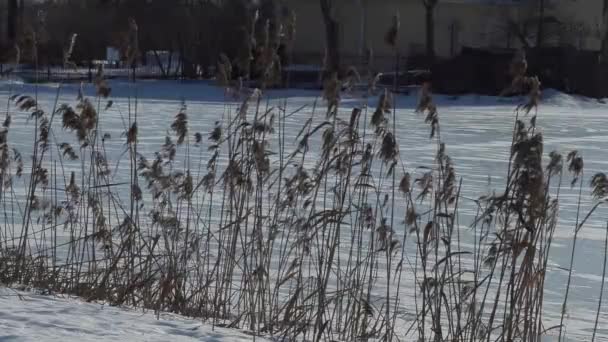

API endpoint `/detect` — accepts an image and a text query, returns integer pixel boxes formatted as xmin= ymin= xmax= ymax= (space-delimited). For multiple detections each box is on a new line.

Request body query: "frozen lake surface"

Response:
xmin=1 ymin=79 xmax=608 ymax=340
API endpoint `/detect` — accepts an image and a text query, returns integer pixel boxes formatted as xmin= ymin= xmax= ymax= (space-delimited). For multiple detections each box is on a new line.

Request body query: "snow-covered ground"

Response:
xmin=0 ymin=288 xmax=268 ymax=342
xmin=0 ymin=287 xmax=268 ymax=342
xmin=1 ymin=79 xmax=608 ymax=340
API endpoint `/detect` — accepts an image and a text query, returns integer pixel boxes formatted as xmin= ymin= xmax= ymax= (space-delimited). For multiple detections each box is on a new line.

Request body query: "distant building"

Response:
xmin=106 ymin=47 xmax=120 ymax=65
xmin=285 ymin=0 xmax=605 ymax=68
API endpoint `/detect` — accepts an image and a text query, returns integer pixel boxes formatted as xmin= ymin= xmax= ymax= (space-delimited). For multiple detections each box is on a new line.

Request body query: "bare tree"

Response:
xmin=536 ymin=0 xmax=546 ymax=48
xmin=423 ymin=0 xmax=438 ymax=63
xmin=7 ymin=0 xmax=17 ymax=43
xmin=601 ymin=0 xmax=608 ymax=62
xmin=320 ymin=0 xmax=340 ymax=75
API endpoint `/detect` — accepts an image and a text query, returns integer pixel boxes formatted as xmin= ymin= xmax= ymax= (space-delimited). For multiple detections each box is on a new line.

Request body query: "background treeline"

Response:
xmin=2 ymin=0 xmax=292 ymax=78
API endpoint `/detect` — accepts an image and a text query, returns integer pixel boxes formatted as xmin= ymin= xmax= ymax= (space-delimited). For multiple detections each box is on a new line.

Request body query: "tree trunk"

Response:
xmin=599 ymin=0 xmax=608 ymax=99
xmin=602 ymin=28 xmax=608 ymax=64
xmin=602 ymin=0 xmax=608 ymax=63
xmin=358 ymin=0 xmax=366 ymax=59
xmin=19 ymin=0 xmax=24 ymax=29
xmin=8 ymin=0 xmax=18 ymax=43
xmin=536 ymin=0 xmax=545 ymax=48
xmin=425 ymin=4 xmax=435 ymax=64
xmin=320 ymin=0 xmax=341 ymax=76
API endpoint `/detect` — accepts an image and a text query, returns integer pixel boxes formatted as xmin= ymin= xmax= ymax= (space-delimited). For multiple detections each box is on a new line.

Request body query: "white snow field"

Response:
xmin=0 ymin=288 xmax=268 ymax=341
xmin=1 ymin=79 xmax=608 ymax=341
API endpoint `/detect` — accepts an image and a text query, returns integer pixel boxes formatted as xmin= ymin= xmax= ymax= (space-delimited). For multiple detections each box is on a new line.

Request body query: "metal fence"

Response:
xmin=0 ymin=63 xmax=183 ymax=83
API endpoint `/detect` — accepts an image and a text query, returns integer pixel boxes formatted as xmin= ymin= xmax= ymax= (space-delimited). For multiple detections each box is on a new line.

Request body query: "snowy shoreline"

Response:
xmin=0 ymin=287 xmax=268 ymax=342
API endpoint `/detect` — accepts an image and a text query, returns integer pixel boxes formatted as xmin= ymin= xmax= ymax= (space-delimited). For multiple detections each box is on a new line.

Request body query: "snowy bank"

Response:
xmin=0 ymin=288 xmax=267 ymax=342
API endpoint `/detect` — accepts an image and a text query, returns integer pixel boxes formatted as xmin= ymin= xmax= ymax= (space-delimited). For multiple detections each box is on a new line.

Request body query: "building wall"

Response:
xmin=547 ymin=0 xmax=604 ymax=50
xmin=286 ymin=0 xmax=604 ymax=68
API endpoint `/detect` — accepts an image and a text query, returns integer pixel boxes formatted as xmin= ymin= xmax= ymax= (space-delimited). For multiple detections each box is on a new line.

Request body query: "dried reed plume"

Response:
xmin=591 ymin=173 xmax=608 ymax=200
xmin=94 ymin=65 xmax=111 ymax=98
xmin=216 ymin=53 xmax=233 ymax=88
xmin=323 ymin=72 xmax=340 ymax=116
xmin=126 ymin=18 xmax=139 ymax=66
xmin=371 ymin=89 xmax=392 ymax=129
xmin=501 ymin=49 xmax=528 ymax=96
xmin=416 ymin=83 xmax=439 ymax=138
xmin=567 ymin=150 xmax=584 ymax=186
xmin=171 ymin=102 xmax=189 ymax=145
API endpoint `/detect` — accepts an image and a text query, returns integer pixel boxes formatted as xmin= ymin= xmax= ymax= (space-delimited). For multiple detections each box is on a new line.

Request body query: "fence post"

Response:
xmin=131 ymin=61 xmax=137 ymax=83
xmin=88 ymin=60 xmax=93 ymax=83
